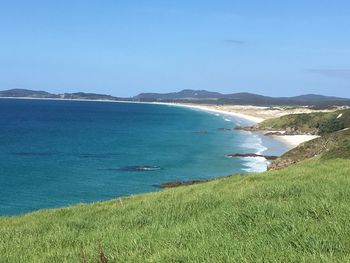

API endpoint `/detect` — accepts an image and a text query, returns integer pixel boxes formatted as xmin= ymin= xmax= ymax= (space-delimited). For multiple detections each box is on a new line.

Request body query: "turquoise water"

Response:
xmin=0 ymin=99 xmax=288 ymax=215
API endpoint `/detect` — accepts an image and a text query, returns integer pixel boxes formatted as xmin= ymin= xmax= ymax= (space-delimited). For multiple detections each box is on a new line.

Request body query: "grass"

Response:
xmin=1 ymin=157 xmax=350 ymax=262
xmin=322 ymin=132 xmax=350 ymax=160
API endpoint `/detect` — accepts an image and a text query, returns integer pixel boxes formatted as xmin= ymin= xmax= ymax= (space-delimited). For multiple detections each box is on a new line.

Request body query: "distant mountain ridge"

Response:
xmin=0 ymin=89 xmax=122 ymax=101
xmin=134 ymin=89 xmax=350 ymax=106
xmin=1 ymin=88 xmax=349 ymax=106
xmin=134 ymin=89 xmax=224 ymax=100
xmin=0 ymin=89 xmax=60 ymax=98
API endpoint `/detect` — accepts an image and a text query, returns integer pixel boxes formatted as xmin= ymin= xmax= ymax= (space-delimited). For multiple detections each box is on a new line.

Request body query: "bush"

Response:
xmin=318 ymin=118 xmax=345 ymax=135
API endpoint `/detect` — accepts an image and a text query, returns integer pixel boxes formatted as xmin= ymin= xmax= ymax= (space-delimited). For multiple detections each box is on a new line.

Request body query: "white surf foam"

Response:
xmin=240 ymin=133 xmax=269 ymax=173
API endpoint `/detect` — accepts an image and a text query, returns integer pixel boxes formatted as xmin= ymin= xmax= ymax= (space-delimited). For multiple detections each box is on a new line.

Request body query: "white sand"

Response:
xmin=161 ymin=103 xmax=264 ymax=123
xmin=269 ymin=135 xmax=320 ymax=149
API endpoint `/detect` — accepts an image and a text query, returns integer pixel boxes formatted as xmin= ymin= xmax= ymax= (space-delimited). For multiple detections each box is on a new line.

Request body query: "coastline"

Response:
xmin=156 ymin=102 xmax=319 ymax=150
xmin=0 ymin=97 xmax=263 ymax=123
xmin=0 ymin=96 xmax=318 ymax=149
xmin=152 ymin=102 xmax=265 ymax=123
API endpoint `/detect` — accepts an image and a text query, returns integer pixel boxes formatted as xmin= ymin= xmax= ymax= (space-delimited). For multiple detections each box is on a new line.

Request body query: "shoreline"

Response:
xmin=152 ymin=102 xmax=265 ymax=123
xmin=158 ymin=102 xmax=318 ymax=150
xmin=1 ymin=96 xmax=318 ymax=149
xmin=0 ymin=97 xmax=263 ymax=123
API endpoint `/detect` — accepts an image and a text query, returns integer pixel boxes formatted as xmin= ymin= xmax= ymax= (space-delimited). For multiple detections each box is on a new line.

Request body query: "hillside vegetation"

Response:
xmin=259 ymin=108 xmax=350 ymax=135
xmin=134 ymin=90 xmax=350 ymax=106
xmin=270 ymin=128 xmax=350 ymax=170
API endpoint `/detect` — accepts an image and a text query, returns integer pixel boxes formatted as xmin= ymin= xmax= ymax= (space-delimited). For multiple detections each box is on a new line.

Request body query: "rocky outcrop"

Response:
xmin=264 ymin=130 xmax=313 ymax=136
xmin=160 ymin=180 xmax=206 ymax=188
xmin=235 ymin=126 xmax=261 ymax=132
xmin=100 ymin=166 xmax=161 ymax=172
xmin=226 ymin=153 xmax=278 ymax=160
xmin=268 ymin=159 xmax=297 ymax=170
xmin=264 ymin=131 xmax=285 ymax=136
xmin=236 ymin=125 xmax=316 ymax=136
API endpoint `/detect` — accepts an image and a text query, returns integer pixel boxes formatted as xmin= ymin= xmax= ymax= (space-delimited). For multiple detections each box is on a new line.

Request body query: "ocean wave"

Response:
xmin=240 ymin=133 xmax=269 ymax=172
xmin=241 ymin=157 xmax=269 ymax=173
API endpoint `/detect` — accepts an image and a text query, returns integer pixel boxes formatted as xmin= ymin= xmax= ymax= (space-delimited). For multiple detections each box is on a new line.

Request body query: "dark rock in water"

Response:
xmin=12 ymin=152 xmax=55 ymax=157
xmin=160 ymin=180 xmax=206 ymax=188
xmin=79 ymin=153 xmax=120 ymax=159
xmin=99 ymin=166 xmax=161 ymax=172
xmin=194 ymin=130 xmax=211 ymax=134
xmin=226 ymin=153 xmax=278 ymax=160
xmin=217 ymin=128 xmax=234 ymax=131
xmin=123 ymin=166 xmax=160 ymax=171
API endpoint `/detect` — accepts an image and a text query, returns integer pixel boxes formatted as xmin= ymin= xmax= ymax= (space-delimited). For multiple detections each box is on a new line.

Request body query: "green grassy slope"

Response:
xmin=270 ymin=128 xmax=350 ymax=170
xmin=259 ymin=108 xmax=350 ymax=135
xmin=1 ymin=157 xmax=350 ymax=262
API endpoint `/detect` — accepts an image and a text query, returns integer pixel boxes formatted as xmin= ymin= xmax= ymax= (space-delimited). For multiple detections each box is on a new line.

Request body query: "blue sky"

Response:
xmin=0 ymin=0 xmax=349 ymax=97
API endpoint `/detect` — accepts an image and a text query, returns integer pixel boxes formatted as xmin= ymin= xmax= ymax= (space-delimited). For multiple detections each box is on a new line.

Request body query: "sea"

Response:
xmin=0 ymin=99 xmax=289 ymax=215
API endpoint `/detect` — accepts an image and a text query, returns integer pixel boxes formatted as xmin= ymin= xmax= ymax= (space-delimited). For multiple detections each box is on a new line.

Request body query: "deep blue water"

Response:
xmin=0 ymin=99 xmax=288 ymax=215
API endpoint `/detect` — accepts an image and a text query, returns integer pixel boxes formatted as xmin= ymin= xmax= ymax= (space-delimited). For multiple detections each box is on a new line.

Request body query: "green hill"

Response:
xmin=270 ymin=128 xmax=350 ymax=170
xmin=1 ymin=157 xmax=350 ymax=262
xmin=258 ymin=108 xmax=350 ymax=135
xmin=134 ymin=90 xmax=350 ymax=106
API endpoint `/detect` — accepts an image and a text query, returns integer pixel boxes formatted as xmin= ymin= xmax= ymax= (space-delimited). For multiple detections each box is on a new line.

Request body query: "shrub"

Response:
xmin=318 ymin=118 xmax=345 ymax=135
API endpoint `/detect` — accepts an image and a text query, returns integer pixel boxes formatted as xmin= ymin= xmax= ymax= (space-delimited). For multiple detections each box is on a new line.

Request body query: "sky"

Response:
xmin=0 ymin=0 xmax=349 ymax=98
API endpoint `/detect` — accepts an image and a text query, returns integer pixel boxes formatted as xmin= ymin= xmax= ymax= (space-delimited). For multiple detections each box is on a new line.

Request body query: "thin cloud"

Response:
xmin=306 ymin=69 xmax=350 ymax=79
xmin=224 ymin=39 xmax=246 ymax=45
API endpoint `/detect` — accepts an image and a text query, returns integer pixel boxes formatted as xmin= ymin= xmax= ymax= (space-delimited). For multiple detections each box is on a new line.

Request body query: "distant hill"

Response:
xmin=134 ymin=89 xmax=350 ymax=106
xmin=61 ymin=92 xmax=118 ymax=100
xmin=1 ymin=88 xmax=350 ymax=106
xmin=0 ymin=89 xmax=59 ymax=98
xmin=0 ymin=89 xmax=124 ymax=101
xmin=134 ymin=89 xmax=224 ymax=100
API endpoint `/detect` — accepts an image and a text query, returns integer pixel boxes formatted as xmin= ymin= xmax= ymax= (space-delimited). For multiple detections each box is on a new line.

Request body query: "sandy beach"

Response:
xmin=166 ymin=103 xmax=336 ymax=122
xmin=159 ymin=103 xmax=265 ymax=123
xmin=269 ymin=134 xmax=319 ymax=148
xmin=162 ymin=102 xmax=325 ymax=149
